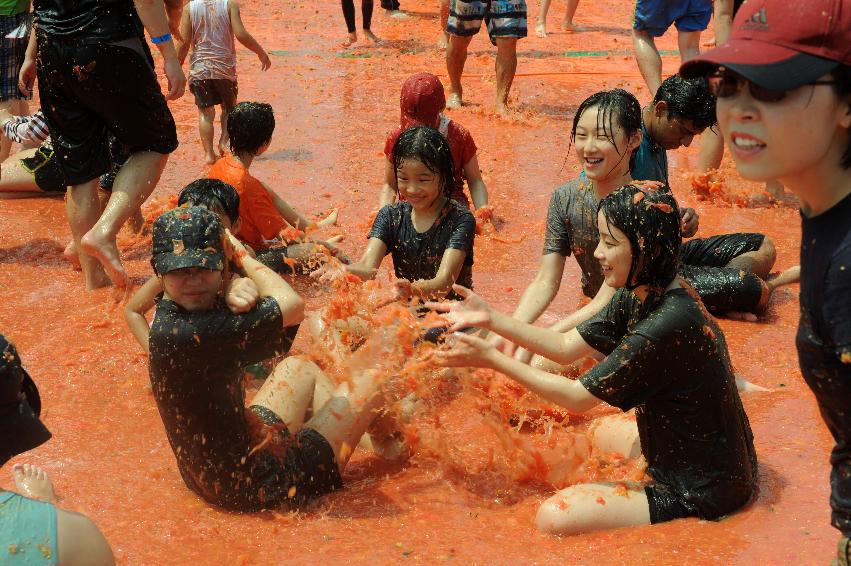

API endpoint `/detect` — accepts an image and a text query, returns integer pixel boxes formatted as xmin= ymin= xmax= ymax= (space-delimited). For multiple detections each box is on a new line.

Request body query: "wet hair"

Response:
xmin=654 ymin=75 xmax=717 ymax=131
xmin=227 ymin=102 xmax=275 ymax=156
xmin=570 ymin=89 xmax=643 ymax=171
xmin=832 ymin=64 xmax=851 ymax=169
xmin=598 ymin=184 xmax=681 ymax=295
xmin=392 ymin=125 xmax=455 ymax=198
xmin=178 ymin=179 xmax=240 ymax=223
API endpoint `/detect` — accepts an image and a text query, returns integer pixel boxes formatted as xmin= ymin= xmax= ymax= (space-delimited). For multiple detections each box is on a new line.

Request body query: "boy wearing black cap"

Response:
xmin=0 ymin=334 xmax=114 ymax=566
xmin=681 ymin=0 xmax=851 ymax=560
xmin=148 ymin=207 xmax=386 ymax=511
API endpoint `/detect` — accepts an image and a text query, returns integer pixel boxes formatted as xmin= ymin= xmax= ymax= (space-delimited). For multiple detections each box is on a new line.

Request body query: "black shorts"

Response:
xmin=20 ymin=144 xmax=66 ymax=192
xmin=248 ymin=404 xmax=343 ymax=507
xmin=645 ymin=480 xmax=753 ymax=524
xmin=679 ymin=233 xmax=765 ymax=268
xmin=680 ymin=264 xmax=766 ymax=313
xmin=189 ymin=78 xmax=238 ymax=109
xmin=36 ymin=34 xmax=178 ymax=185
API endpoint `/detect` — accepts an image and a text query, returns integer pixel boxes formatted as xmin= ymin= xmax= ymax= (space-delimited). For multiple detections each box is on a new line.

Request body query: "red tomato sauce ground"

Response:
xmin=0 ymin=0 xmax=835 ymax=563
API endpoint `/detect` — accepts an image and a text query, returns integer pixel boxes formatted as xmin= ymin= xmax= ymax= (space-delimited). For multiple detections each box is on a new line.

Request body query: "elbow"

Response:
xmin=284 ymin=296 xmax=306 ymax=326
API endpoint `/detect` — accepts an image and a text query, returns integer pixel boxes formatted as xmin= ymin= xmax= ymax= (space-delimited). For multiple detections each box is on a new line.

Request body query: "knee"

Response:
xmin=536 ymin=492 xmax=583 ymax=535
xmin=759 ymin=235 xmax=777 ymax=265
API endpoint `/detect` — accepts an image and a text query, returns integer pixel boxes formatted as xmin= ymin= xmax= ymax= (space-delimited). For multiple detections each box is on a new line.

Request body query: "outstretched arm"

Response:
xmin=344 ymin=237 xmax=387 ymax=280
xmin=432 ymin=333 xmax=602 ymax=413
xmin=400 ymin=249 xmax=466 ymax=301
xmin=510 ymin=252 xmax=567 ymax=324
xmin=547 ymin=281 xmax=615 ymax=333
xmin=260 ymin=180 xmax=313 ymax=231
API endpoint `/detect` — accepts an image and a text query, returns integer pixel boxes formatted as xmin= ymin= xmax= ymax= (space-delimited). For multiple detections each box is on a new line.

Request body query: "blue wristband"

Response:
xmin=151 ymin=32 xmax=172 ymax=44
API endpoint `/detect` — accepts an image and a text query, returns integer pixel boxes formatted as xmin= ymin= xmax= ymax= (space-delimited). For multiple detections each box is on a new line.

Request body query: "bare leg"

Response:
xmin=438 ymin=0 xmax=450 ymax=48
xmin=0 ymin=149 xmax=45 ymax=195
xmin=198 ymin=106 xmax=218 ymax=165
xmin=12 ymin=463 xmax=56 ymax=503
xmin=494 ymin=37 xmax=518 ymax=116
xmin=726 ymin=236 xmax=776 ymax=279
xmin=63 ymin=240 xmax=81 ymax=270
xmin=0 ymin=99 xmax=18 ymax=162
xmin=698 ymin=127 xmax=724 ymax=171
xmin=218 ymin=102 xmax=234 ymax=158
xmin=561 ymin=0 xmax=582 ymax=31
xmin=305 ymin=368 xmax=385 ymax=467
xmin=536 ymin=0 xmax=552 ymax=37
xmin=252 ymin=357 xmax=321 ymax=431
xmin=588 ymin=412 xmax=641 ymax=458
xmin=677 ymin=29 xmax=702 ymax=63
xmin=68 ymin=180 xmax=111 ymax=289
xmin=536 ymin=483 xmax=651 ymax=535
xmin=632 ymin=29 xmax=662 ymax=96
xmin=446 ymin=34 xmax=473 ymax=108
xmin=80 ymin=151 xmax=169 ymax=288
xmin=767 ymin=265 xmax=800 ymax=291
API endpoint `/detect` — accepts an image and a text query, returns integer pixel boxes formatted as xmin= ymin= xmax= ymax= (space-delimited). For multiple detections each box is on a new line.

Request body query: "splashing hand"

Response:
xmin=311 ymin=262 xmax=345 ymax=284
xmin=393 ymin=279 xmax=414 ymax=301
xmin=425 ymin=285 xmax=493 ymax=332
xmin=430 ymin=332 xmax=497 ymax=368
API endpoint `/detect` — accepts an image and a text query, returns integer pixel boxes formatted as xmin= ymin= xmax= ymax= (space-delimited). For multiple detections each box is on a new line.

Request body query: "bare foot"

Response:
xmin=437 ymin=32 xmax=449 ymax=49
xmin=446 ymin=92 xmax=462 ymax=109
xmin=204 ymin=152 xmax=218 ymax=166
xmin=63 ymin=240 xmax=82 ymax=271
xmin=12 ymin=464 xmax=56 ymax=503
xmin=341 ymin=33 xmax=357 ymax=48
xmin=495 ymin=101 xmax=516 ymax=120
xmin=318 ymin=208 xmax=339 ymax=228
xmin=81 ymin=229 xmax=128 ymax=288
xmin=363 ymin=30 xmax=382 ymax=45
xmin=767 ymin=265 xmax=801 ymax=291
xmin=560 ymin=20 xmax=585 ymax=32
xmin=723 ymin=310 xmax=759 ymax=322
xmin=388 ymin=9 xmax=408 ymax=19
xmin=735 ymin=374 xmax=770 ymax=393
xmin=535 ymin=21 xmax=547 ymax=38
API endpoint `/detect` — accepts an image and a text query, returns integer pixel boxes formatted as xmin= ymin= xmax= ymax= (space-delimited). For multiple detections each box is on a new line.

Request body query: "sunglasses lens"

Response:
xmin=749 ymin=83 xmax=787 ymax=103
xmin=709 ymin=74 xmax=739 ymax=98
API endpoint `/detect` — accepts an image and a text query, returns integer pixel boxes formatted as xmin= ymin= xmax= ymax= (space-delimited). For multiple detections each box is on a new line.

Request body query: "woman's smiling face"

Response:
xmin=574 ymin=105 xmax=639 ymax=183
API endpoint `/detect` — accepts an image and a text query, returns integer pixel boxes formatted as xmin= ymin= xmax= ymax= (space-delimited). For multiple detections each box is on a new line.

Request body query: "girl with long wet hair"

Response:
xmin=502 ymin=88 xmax=796 ymax=367
xmin=429 ymin=184 xmax=757 ymax=534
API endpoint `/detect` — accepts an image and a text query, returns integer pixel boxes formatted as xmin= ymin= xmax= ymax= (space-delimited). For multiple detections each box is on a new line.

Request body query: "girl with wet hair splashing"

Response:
xmin=429 ymin=183 xmax=757 ymax=535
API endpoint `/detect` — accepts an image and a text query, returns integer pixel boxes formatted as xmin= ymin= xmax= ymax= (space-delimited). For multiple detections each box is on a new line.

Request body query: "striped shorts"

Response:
xmin=446 ymin=0 xmax=527 ymax=44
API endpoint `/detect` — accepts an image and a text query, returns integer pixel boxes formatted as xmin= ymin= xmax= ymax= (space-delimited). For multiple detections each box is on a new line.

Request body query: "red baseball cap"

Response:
xmin=680 ymin=0 xmax=851 ymax=90
xmin=400 ymin=72 xmax=445 ymax=130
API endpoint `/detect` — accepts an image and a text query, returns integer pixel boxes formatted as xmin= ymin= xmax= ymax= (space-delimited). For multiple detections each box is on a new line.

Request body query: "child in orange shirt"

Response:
xmin=208 ymin=102 xmax=340 ymax=270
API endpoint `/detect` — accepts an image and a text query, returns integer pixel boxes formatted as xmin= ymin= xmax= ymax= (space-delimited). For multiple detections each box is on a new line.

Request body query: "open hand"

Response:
xmin=258 ymin=51 xmax=272 ymax=71
xmin=429 ymin=332 xmax=497 ymax=368
xmin=425 ymin=284 xmax=493 ymax=332
xmin=310 ymin=261 xmax=345 ymax=284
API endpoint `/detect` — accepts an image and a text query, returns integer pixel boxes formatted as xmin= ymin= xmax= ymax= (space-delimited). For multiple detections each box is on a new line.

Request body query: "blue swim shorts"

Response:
xmin=633 ymin=0 xmax=712 ymax=37
xmin=447 ymin=0 xmax=528 ymax=45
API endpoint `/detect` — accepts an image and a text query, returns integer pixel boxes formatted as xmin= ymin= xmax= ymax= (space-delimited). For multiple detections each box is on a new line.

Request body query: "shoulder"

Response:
xmin=56 ymin=508 xmax=114 ymax=566
xmin=552 ymin=178 xmax=587 ymax=202
xmin=446 ymin=120 xmax=476 ymax=152
xmin=639 ymin=289 xmax=706 ymax=337
xmin=446 ymin=200 xmax=475 ymax=223
xmin=384 ymin=126 xmax=404 ymax=154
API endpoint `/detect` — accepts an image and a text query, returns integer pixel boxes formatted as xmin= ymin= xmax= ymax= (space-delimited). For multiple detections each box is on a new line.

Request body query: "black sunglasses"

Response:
xmin=708 ymin=69 xmax=837 ymax=103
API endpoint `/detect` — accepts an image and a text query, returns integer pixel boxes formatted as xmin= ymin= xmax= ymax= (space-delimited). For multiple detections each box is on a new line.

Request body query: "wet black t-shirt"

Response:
xmin=577 ymin=288 xmax=757 ymax=518
xmin=797 ymin=191 xmax=851 ymax=394
xmin=368 ymin=200 xmax=475 ymax=299
xmin=543 ymin=178 xmax=602 ymax=298
xmin=148 ymin=296 xmax=297 ymax=509
xmin=34 ymin=0 xmax=142 ymax=41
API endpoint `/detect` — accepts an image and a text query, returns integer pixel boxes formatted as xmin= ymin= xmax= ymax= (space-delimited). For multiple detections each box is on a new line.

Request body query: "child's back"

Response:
xmin=189 ymin=0 xmax=237 ymax=83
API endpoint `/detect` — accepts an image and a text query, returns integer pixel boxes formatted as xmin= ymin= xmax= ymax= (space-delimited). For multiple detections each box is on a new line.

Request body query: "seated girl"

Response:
xmin=429 ymin=185 xmax=758 ymax=534
xmin=501 ymin=88 xmax=798 ymax=366
xmin=320 ymin=124 xmax=475 ymax=306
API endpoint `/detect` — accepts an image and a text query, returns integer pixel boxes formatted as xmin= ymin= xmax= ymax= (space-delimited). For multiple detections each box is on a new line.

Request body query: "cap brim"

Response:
xmin=681 ymin=41 xmax=839 ymax=91
xmin=0 ymin=397 xmax=51 ymax=463
xmin=154 ymin=250 xmax=224 ymax=274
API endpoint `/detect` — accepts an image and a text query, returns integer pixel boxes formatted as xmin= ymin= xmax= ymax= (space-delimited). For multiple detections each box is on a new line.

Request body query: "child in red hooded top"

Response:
xmin=379 ymin=73 xmax=490 ymax=220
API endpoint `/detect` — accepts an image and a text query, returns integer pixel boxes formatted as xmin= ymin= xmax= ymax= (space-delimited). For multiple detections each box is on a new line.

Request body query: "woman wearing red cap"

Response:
xmin=681 ymin=0 xmax=851 ymax=560
xmin=379 ymin=72 xmax=491 ymax=221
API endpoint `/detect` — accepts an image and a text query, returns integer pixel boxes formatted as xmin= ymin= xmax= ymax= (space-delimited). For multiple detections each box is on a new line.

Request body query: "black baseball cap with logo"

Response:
xmin=0 ymin=334 xmax=51 ymax=466
xmin=151 ymin=206 xmax=225 ymax=275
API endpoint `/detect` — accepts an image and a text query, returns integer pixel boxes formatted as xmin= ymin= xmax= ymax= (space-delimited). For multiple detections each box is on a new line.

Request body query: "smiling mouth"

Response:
xmin=585 ymin=157 xmax=603 ymax=166
xmin=732 ymin=136 xmax=766 ymax=150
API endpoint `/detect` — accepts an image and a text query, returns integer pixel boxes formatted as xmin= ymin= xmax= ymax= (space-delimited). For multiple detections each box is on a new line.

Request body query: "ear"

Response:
xmin=628 ymin=127 xmax=643 ymax=152
xmin=839 ymin=95 xmax=851 ymax=130
xmin=654 ymin=100 xmax=668 ymax=118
